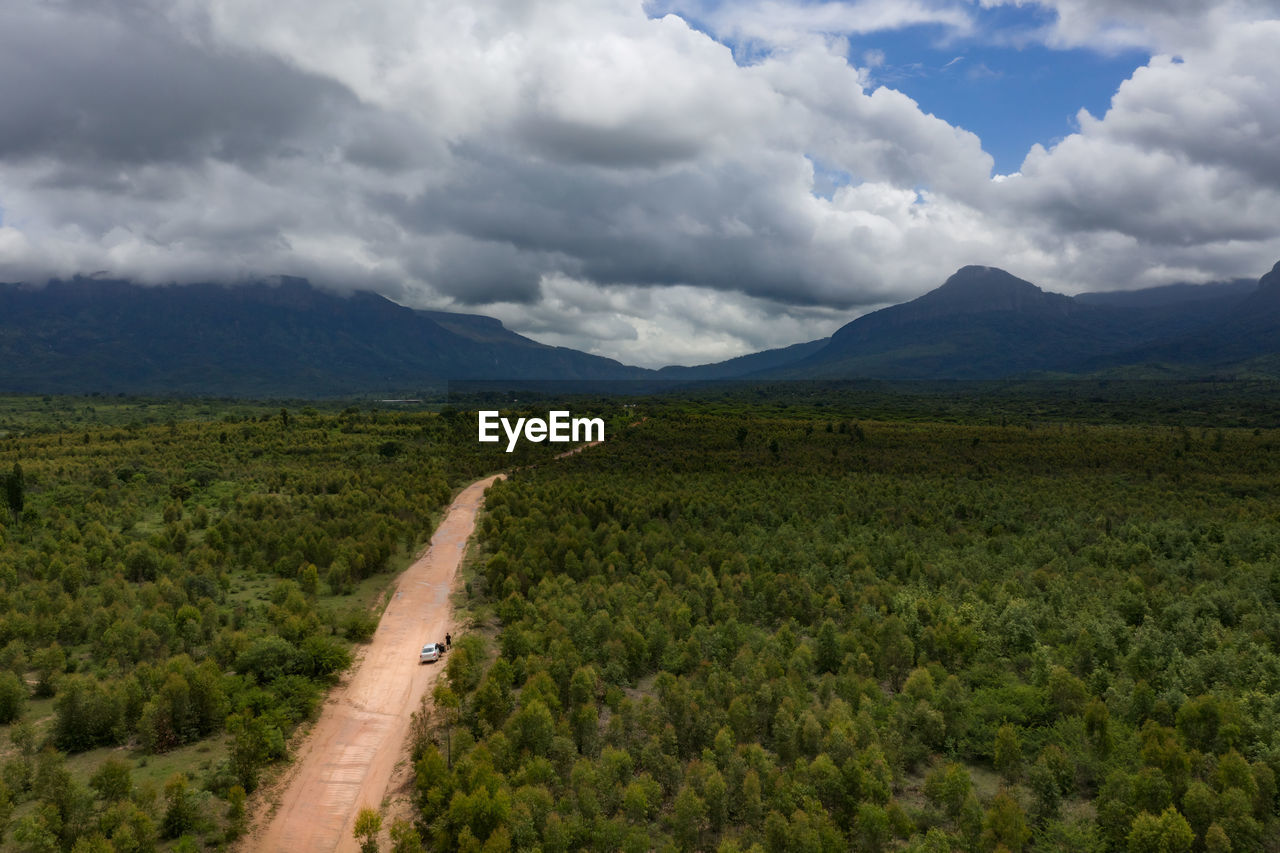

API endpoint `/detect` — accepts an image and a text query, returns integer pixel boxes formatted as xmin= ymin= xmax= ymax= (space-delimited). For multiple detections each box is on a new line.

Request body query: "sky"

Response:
xmin=1 ymin=0 xmax=1278 ymax=368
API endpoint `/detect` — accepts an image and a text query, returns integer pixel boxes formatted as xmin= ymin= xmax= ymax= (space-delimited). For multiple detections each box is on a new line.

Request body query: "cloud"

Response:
xmin=479 ymin=274 xmax=854 ymax=368
xmin=0 ymin=0 xmax=1277 ymax=365
xmin=649 ymin=0 xmax=974 ymax=49
xmin=989 ymin=18 xmax=1280 ymax=288
xmin=0 ymin=4 xmax=358 ymax=168
xmin=980 ymin=0 xmax=1279 ymax=52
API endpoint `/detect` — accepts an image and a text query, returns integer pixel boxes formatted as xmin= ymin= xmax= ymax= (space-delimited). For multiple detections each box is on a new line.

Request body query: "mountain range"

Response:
xmin=0 ymin=276 xmax=646 ymax=396
xmin=1 ymin=262 xmax=1278 ymax=397
xmin=768 ymin=263 xmax=1280 ymax=381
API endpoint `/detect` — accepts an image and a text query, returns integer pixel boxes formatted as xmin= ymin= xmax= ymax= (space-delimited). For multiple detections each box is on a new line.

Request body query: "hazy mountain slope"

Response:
xmin=0 ymin=277 xmax=646 ymax=396
xmin=768 ymin=267 xmax=1121 ymax=379
xmin=1084 ymin=261 xmax=1280 ymax=372
xmin=4 ymin=263 xmax=1278 ymax=395
xmin=656 ymin=338 xmax=830 ymax=381
xmin=1074 ymin=278 xmax=1255 ymax=308
xmin=764 ymin=265 xmax=1276 ymax=380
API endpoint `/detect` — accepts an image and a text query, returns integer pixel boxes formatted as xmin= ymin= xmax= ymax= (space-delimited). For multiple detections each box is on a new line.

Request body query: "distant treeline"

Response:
xmin=449 ymin=379 xmax=1280 ymax=430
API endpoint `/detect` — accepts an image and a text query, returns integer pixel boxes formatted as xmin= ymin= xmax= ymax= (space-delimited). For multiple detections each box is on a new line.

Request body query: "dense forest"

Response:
xmin=0 ymin=398 xmax=577 ymax=852
xmin=409 ymin=408 xmax=1280 ymax=853
xmin=2 ymin=392 xmax=1278 ymax=852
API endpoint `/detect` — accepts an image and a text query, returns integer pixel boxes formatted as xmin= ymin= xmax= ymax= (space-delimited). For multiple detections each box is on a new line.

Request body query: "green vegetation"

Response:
xmin=412 ymin=410 xmax=1280 ymax=852
xmin=4 ymin=390 xmax=1278 ymax=851
xmin=0 ymin=402 xmax=563 ymax=850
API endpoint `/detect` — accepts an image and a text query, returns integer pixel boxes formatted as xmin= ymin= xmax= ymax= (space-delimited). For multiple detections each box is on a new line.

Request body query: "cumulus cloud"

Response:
xmin=482 ymin=274 xmax=854 ymax=368
xmin=648 ymin=0 xmax=974 ymax=49
xmin=981 ymin=0 xmax=1279 ymax=52
xmin=0 ymin=10 xmax=346 ymax=168
xmin=0 ymin=0 xmax=1277 ymax=365
xmin=990 ymin=17 xmax=1280 ymax=290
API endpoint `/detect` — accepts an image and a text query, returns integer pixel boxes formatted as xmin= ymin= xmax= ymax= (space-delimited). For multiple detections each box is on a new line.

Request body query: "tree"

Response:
xmin=1029 ymin=760 xmax=1061 ymax=825
xmin=1126 ymin=807 xmax=1193 ymax=853
xmin=816 ymin=619 xmax=841 ymax=673
xmin=1181 ymin=781 xmax=1217 ymax=840
xmin=1085 ymin=697 xmax=1112 ymax=757
xmin=70 ymin=834 xmax=115 ymax=853
xmin=226 ymin=785 xmax=247 ymax=841
xmin=1204 ymin=823 xmax=1231 ymax=853
xmin=1047 ymin=666 xmax=1087 ymax=717
xmin=854 ymin=803 xmax=891 ymax=853
xmin=0 ymin=671 xmax=26 ymax=724
xmin=54 ymin=677 xmax=122 ymax=752
xmin=228 ymin=712 xmax=276 ymax=792
xmin=354 ymin=807 xmax=383 ymax=853
xmin=10 ymin=813 xmax=59 ymax=853
xmin=671 ymin=785 xmax=706 ymax=850
xmin=435 ymin=683 xmax=463 ymax=767
xmin=31 ymin=750 xmax=93 ymax=850
xmin=994 ymin=723 xmax=1023 ymax=781
xmin=389 ymin=817 xmax=425 ymax=853
xmin=740 ymin=769 xmax=764 ymax=829
xmin=89 ymin=758 xmax=132 ymax=802
xmin=924 ymin=762 xmax=972 ymax=819
xmin=623 ymin=775 xmax=661 ymax=823
xmin=161 ymin=774 xmax=198 ymax=839
xmin=4 ymin=463 xmax=23 ymax=519
xmin=31 ymin=645 xmax=65 ymax=699
xmin=982 ymin=789 xmax=1031 ymax=853
xmin=1097 ymin=771 xmax=1138 ymax=850
xmin=506 ymin=698 xmax=553 ymax=759
xmin=1176 ymin=694 xmax=1223 ymax=753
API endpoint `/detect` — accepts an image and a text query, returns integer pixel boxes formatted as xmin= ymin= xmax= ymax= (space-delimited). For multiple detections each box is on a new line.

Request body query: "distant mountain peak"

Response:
xmin=1259 ymin=260 xmax=1280 ymax=294
xmin=950 ymin=264 xmax=1011 ymax=279
xmin=905 ymin=265 xmax=1074 ymax=320
xmin=933 ymin=265 xmax=1043 ymax=297
xmin=1231 ymin=259 xmax=1280 ymax=320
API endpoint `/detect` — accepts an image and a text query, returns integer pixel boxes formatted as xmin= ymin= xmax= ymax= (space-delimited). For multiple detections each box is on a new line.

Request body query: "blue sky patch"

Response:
xmin=856 ymin=24 xmax=1149 ymax=173
xmin=652 ymin=0 xmax=1151 ymax=174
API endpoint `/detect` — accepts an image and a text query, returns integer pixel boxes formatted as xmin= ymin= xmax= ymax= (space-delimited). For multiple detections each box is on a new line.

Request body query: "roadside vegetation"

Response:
xmin=413 ymin=410 xmax=1280 ymax=852
xmin=0 ymin=400 xmax=564 ymax=851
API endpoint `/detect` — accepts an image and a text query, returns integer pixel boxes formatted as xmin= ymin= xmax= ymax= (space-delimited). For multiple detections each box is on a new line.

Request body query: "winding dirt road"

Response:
xmin=252 ymin=473 xmax=504 ymax=852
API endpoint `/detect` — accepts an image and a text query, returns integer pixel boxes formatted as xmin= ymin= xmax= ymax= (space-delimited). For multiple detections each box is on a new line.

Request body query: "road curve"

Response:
xmin=252 ymin=473 xmax=505 ymax=852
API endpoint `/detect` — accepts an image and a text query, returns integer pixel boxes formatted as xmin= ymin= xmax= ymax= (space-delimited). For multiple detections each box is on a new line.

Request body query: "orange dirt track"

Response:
xmin=252 ymin=473 xmax=504 ymax=852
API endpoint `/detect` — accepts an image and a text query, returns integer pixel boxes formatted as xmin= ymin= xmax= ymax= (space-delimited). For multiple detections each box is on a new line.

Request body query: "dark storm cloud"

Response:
xmin=384 ymin=143 xmax=883 ymax=310
xmin=517 ymin=115 xmax=706 ymax=169
xmin=402 ymin=236 xmax=572 ymax=307
xmin=0 ymin=4 xmax=359 ymax=168
xmin=342 ymin=113 xmax=437 ymax=173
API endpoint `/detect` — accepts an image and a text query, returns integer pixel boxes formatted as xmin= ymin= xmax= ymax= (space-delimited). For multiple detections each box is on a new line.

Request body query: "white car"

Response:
xmin=419 ymin=643 xmax=443 ymax=664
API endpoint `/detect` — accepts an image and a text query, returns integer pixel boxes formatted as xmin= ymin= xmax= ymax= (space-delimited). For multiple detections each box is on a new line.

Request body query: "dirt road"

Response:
xmin=252 ymin=473 xmax=504 ymax=852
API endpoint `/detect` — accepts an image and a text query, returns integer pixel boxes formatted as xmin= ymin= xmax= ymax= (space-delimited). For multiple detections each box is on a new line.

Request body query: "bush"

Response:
xmin=0 ymin=671 xmax=26 ymax=724
xmin=341 ymin=609 xmax=380 ymax=643
xmin=235 ymin=636 xmax=302 ymax=684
